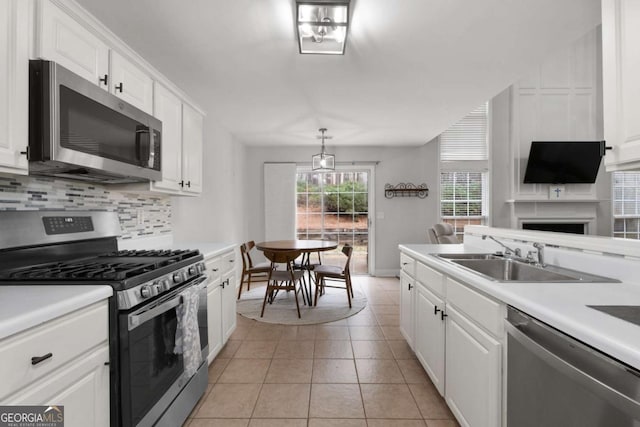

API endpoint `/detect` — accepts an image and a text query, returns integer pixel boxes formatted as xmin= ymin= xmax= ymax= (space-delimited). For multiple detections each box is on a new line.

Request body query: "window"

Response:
xmin=612 ymin=171 xmax=640 ymax=239
xmin=439 ymin=103 xmax=489 ymax=238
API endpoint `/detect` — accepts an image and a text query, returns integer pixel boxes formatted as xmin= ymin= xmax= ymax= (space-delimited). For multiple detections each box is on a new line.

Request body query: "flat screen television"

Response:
xmin=523 ymin=141 xmax=605 ymax=184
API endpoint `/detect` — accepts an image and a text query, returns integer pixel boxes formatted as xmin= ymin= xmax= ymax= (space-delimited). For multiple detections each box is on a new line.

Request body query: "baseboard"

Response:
xmin=372 ymin=269 xmax=399 ymax=277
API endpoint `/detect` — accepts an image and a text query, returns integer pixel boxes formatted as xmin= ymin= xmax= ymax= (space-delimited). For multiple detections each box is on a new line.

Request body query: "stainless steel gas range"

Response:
xmin=0 ymin=211 xmax=208 ymax=427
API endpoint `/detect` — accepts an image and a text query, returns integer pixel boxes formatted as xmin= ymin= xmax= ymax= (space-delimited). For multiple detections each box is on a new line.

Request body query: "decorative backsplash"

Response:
xmin=0 ymin=174 xmax=172 ymax=240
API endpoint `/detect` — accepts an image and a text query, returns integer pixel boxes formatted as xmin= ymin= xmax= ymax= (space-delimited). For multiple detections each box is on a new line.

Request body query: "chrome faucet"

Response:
xmin=482 ymin=235 xmax=522 ymax=258
xmin=533 ymin=242 xmax=545 ymax=266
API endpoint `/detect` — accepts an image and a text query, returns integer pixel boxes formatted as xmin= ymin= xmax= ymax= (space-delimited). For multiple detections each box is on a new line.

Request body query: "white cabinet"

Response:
xmin=0 ymin=301 xmax=110 ymax=427
xmin=0 ymin=0 xmax=29 ymax=174
xmin=399 ymin=271 xmax=414 ymax=347
xmin=445 ymin=305 xmax=501 ymax=427
xmin=204 ymin=248 xmax=237 ymax=363
xmin=602 ymin=0 xmax=640 ymax=171
xmin=39 ymin=0 xmax=110 ymax=89
xmin=181 ymin=103 xmax=204 ymax=194
xmin=414 ymin=281 xmax=445 ymax=395
xmin=110 ymin=51 xmax=153 ymax=114
xmin=152 ymin=82 xmax=183 ymax=192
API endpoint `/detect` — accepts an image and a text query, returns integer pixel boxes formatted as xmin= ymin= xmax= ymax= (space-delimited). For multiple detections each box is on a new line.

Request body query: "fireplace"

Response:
xmin=522 ymin=222 xmax=586 ymax=234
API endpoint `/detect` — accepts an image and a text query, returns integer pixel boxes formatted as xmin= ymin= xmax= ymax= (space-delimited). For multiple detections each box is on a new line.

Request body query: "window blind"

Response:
xmin=440 ymin=103 xmax=488 ymax=161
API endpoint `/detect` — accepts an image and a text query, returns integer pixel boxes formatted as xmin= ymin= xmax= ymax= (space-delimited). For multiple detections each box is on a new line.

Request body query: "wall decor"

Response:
xmin=384 ymin=183 xmax=429 ymax=199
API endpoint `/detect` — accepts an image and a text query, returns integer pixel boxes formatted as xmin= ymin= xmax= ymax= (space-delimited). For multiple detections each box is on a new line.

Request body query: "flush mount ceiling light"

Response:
xmin=312 ymin=128 xmax=335 ymax=171
xmin=296 ymin=0 xmax=350 ymax=55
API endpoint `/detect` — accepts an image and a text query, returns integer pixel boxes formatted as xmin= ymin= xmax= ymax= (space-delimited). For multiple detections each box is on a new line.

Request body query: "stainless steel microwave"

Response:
xmin=28 ymin=60 xmax=162 ymax=183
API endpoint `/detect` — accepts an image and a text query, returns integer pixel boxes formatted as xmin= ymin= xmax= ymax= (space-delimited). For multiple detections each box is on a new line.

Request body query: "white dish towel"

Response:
xmin=174 ymin=285 xmax=203 ymax=378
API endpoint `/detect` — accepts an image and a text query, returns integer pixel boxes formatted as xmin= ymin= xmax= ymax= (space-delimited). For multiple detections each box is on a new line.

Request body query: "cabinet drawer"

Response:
xmin=220 ymin=251 xmax=236 ymax=275
xmin=400 ymin=253 xmax=416 ymax=277
xmin=0 ymin=301 xmax=108 ymax=400
xmin=205 ymin=257 xmax=223 ymax=282
xmin=445 ymin=277 xmax=504 ymax=337
xmin=416 ymin=262 xmax=444 ymax=296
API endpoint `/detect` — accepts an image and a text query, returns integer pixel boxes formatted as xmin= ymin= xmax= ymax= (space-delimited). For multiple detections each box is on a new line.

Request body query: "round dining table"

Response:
xmin=255 ymin=239 xmax=338 ymax=306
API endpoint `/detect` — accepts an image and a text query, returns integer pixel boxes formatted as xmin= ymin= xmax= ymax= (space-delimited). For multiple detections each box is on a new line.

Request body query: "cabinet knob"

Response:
xmin=179 ymin=180 xmax=184 ymax=188
xmin=186 ymin=181 xmax=191 ymax=188
xmin=115 ymin=82 xmax=123 ymax=93
xmin=99 ymin=74 xmax=108 ymax=86
xmin=434 ymin=306 xmax=441 ymax=315
xmin=31 ymin=352 xmax=53 ymax=365
xmin=212 ymin=268 xmax=219 ymax=272
xmin=408 ymin=283 xmax=413 ymax=290
xmin=441 ymin=311 xmax=448 ymax=321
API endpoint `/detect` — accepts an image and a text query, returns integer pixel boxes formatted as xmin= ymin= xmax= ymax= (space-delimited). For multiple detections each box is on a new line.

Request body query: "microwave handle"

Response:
xmin=135 ymin=126 xmax=151 ymax=167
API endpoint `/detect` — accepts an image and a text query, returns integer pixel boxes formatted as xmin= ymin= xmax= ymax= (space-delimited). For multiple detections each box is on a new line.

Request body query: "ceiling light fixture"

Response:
xmin=296 ymin=0 xmax=350 ymax=55
xmin=312 ymin=128 xmax=335 ymax=171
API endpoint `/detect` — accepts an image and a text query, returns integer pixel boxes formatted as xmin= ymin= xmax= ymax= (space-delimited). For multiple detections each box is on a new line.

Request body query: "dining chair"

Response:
xmin=313 ymin=244 xmax=354 ymax=308
xmin=429 ymin=223 xmax=460 ymax=244
xmin=238 ymin=241 xmax=272 ymax=300
xmin=261 ymin=249 xmax=305 ymax=318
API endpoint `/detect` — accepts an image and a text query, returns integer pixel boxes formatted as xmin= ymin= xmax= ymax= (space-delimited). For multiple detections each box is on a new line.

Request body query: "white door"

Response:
xmin=415 ymin=282 xmax=445 ymax=395
xmin=181 ymin=103 xmax=203 ymax=194
xmin=39 ymin=0 xmax=109 ymax=89
xmin=399 ymin=271 xmax=414 ymax=348
xmin=110 ymin=51 xmax=153 ymax=114
xmin=207 ymin=278 xmax=223 ymax=362
xmin=445 ymin=305 xmax=501 ymax=427
xmin=152 ymin=83 xmax=183 ymax=192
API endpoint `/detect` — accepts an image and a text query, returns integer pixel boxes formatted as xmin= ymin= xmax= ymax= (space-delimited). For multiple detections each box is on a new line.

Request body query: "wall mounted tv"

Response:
xmin=523 ymin=141 xmax=605 ymax=184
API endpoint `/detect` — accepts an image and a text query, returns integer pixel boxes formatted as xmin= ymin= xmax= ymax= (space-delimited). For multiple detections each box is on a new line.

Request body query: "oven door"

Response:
xmin=118 ymin=275 xmax=208 ymax=427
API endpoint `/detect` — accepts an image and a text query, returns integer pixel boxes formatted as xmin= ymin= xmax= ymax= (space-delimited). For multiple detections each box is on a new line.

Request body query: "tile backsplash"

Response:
xmin=0 ymin=174 xmax=171 ymax=240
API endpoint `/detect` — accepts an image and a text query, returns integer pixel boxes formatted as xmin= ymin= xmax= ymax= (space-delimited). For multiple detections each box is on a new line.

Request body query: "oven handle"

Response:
xmin=128 ymin=275 xmax=207 ymax=331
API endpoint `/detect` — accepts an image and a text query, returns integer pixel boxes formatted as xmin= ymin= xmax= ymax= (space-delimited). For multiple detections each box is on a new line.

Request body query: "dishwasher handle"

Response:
xmin=506 ymin=317 xmax=640 ymax=419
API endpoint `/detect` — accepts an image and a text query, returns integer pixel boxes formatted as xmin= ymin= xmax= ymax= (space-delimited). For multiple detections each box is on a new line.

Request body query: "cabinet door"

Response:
xmin=151 ymin=83 xmax=183 ymax=192
xmin=602 ymin=0 xmax=640 ymax=171
xmin=0 ymin=0 xmax=28 ymax=174
xmin=445 ymin=305 xmax=501 ymax=427
xmin=6 ymin=345 xmax=110 ymax=427
xmin=110 ymin=50 xmax=153 ymax=114
xmin=414 ymin=282 xmax=445 ymax=395
xmin=207 ymin=278 xmax=223 ymax=363
xmin=39 ymin=0 xmax=109 ymax=89
xmin=221 ymin=275 xmax=237 ymax=342
xmin=181 ymin=103 xmax=204 ymax=194
xmin=399 ymin=271 xmax=414 ymax=348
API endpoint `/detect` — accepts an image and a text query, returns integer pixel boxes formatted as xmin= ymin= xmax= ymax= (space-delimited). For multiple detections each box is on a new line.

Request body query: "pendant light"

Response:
xmin=312 ymin=128 xmax=335 ymax=171
xmin=296 ymin=0 xmax=350 ymax=55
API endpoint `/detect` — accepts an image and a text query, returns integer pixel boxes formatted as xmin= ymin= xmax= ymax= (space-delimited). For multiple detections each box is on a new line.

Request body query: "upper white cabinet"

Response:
xmin=39 ymin=0 xmax=109 ymax=89
xmin=110 ymin=50 xmax=153 ymax=114
xmin=152 ymin=82 xmax=183 ymax=192
xmin=0 ymin=0 xmax=29 ymax=174
xmin=182 ymin=103 xmax=204 ymax=194
xmin=602 ymin=0 xmax=640 ymax=171
xmin=33 ymin=0 xmax=205 ymax=193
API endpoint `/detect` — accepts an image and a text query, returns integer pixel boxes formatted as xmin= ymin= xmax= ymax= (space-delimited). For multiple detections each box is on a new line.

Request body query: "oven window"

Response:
xmin=122 ymin=308 xmax=184 ymax=425
xmin=59 ymin=85 xmax=157 ymax=169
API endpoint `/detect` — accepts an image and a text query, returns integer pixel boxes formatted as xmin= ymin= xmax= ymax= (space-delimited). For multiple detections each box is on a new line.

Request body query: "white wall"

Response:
xmin=244 ymin=143 xmax=440 ymax=276
xmin=172 ymin=112 xmax=247 ymax=244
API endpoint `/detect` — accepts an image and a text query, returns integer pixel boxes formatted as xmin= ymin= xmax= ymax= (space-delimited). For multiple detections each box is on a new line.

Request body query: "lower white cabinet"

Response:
xmin=445 ymin=305 xmax=501 ymax=427
xmin=0 ymin=301 xmax=110 ymax=427
xmin=399 ymin=254 xmax=505 ymax=427
xmin=399 ymin=271 xmax=414 ymax=347
xmin=204 ymin=248 xmax=237 ymax=363
xmin=414 ymin=281 xmax=445 ymax=395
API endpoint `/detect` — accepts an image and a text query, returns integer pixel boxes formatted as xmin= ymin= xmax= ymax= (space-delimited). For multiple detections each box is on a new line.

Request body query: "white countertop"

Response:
xmin=400 ymin=243 xmax=640 ymax=370
xmin=0 ymin=285 xmax=113 ymax=340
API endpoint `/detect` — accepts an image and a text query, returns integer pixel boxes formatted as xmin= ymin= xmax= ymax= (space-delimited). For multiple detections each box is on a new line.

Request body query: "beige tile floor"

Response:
xmin=184 ymin=276 xmax=460 ymax=427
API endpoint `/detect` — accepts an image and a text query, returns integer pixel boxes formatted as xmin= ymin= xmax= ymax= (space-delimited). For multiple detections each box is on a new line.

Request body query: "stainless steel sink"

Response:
xmin=434 ymin=255 xmax=619 ymax=283
xmin=435 ymin=253 xmax=502 ymax=260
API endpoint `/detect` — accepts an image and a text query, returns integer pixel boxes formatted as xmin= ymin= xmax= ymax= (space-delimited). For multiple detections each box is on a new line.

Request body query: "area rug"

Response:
xmin=237 ymin=282 xmax=367 ymax=325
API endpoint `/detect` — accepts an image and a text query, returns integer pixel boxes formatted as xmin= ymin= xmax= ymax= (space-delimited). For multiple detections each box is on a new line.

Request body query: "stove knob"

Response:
xmin=188 ymin=266 xmax=196 ymax=276
xmin=140 ymin=285 xmax=152 ymax=298
xmin=198 ymin=263 xmax=205 ymax=273
xmin=160 ymin=279 xmax=171 ymax=291
xmin=173 ymin=272 xmax=183 ymax=283
xmin=153 ymin=282 xmax=162 ymax=294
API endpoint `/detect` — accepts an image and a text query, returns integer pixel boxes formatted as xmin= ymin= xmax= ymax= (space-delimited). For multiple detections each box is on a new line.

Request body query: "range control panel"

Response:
xmin=43 ymin=216 xmax=95 ymax=235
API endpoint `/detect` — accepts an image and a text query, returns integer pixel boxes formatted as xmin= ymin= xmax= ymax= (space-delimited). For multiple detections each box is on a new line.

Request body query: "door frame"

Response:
xmin=296 ymin=164 xmax=376 ymax=275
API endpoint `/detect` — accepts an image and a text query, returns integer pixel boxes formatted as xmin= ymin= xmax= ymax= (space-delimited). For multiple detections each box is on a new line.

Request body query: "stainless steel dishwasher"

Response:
xmin=506 ymin=306 xmax=640 ymax=427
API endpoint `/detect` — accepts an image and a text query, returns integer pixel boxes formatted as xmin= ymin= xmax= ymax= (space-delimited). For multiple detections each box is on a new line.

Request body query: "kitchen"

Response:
xmin=1 ymin=0 xmax=640 ymax=426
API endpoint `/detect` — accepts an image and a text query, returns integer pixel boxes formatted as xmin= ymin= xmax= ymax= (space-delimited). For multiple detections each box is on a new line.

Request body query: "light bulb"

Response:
xmin=320 ymin=158 xmax=326 ymax=167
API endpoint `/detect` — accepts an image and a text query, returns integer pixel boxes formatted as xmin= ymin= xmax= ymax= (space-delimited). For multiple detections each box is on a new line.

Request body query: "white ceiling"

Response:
xmin=76 ymin=0 xmax=601 ymax=147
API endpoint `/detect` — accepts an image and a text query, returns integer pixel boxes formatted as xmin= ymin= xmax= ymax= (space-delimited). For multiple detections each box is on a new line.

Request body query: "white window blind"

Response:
xmin=613 ymin=171 xmax=640 ymax=239
xmin=440 ymin=103 xmax=488 ymax=161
